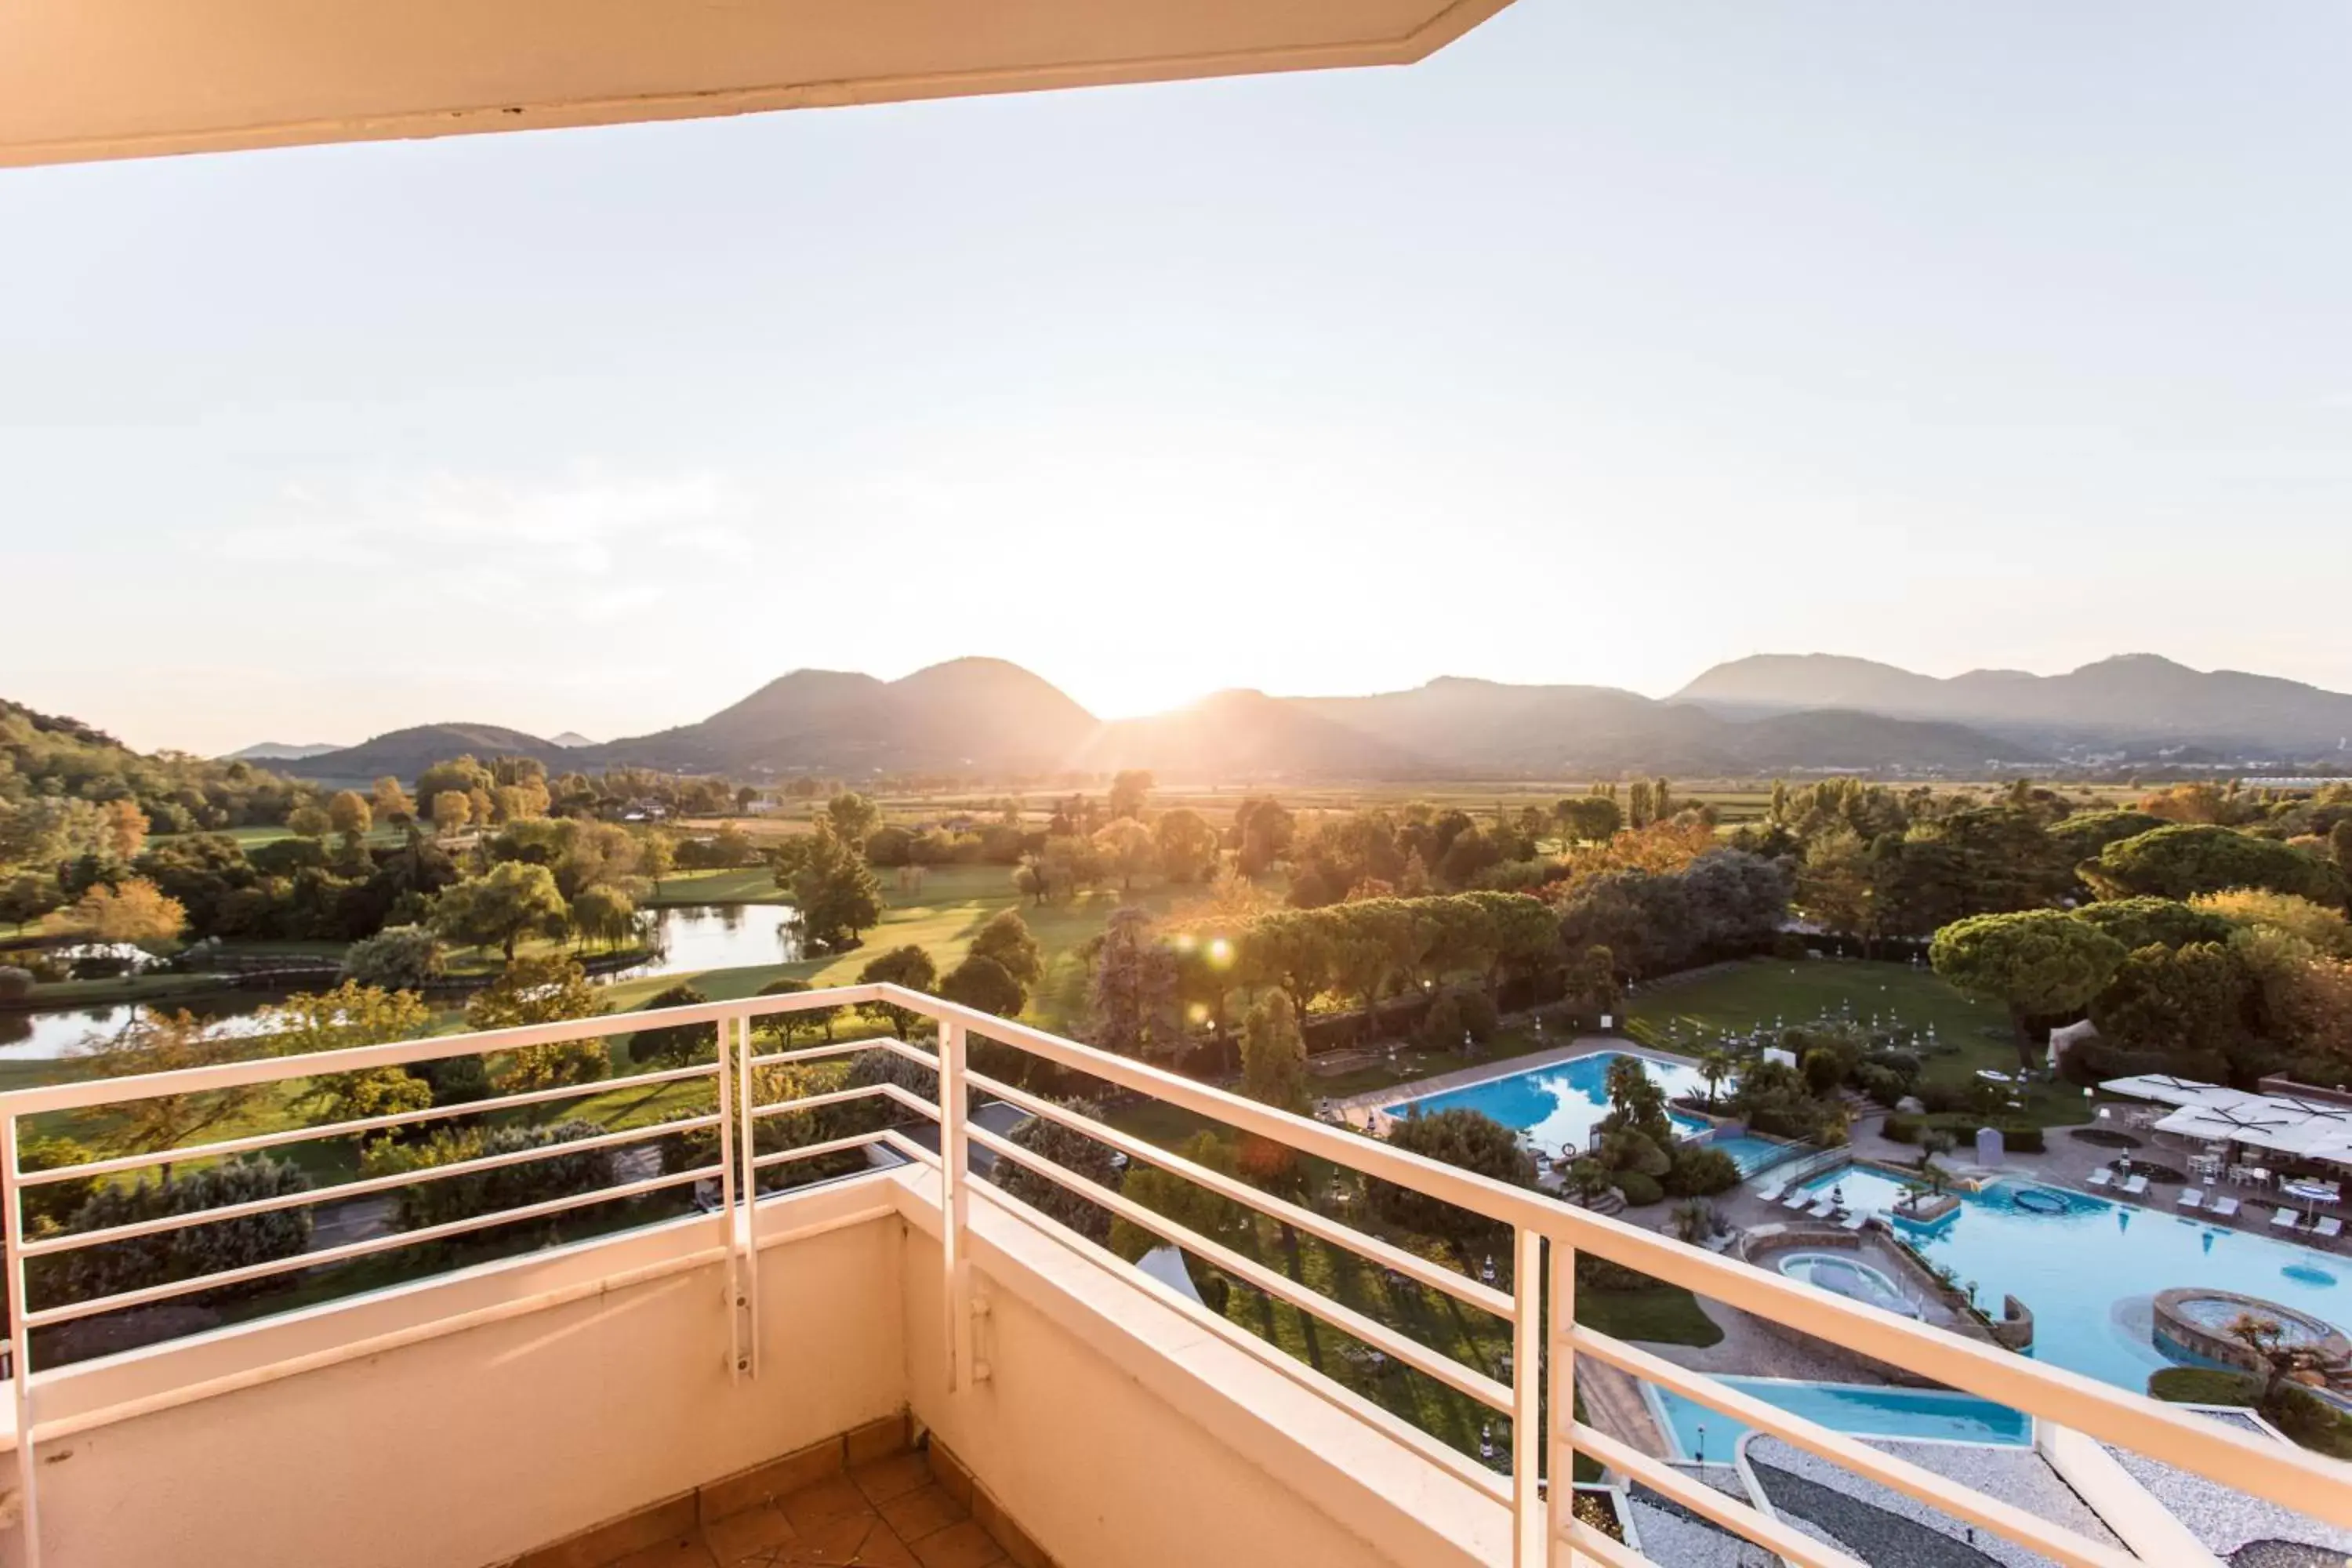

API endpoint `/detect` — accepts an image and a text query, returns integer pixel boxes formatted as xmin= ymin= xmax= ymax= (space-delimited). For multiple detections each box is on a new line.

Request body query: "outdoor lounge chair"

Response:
xmin=1838 ymin=1212 xmax=1868 ymax=1232
xmin=1783 ymin=1190 xmax=1812 ymax=1210
xmin=1755 ymin=1182 xmax=1786 ymax=1204
xmin=2272 ymin=1207 xmax=2302 ymax=1232
xmin=2318 ymin=1216 xmax=2344 ymax=1240
xmin=2178 ymin=1189 xmax=2205 ymax=1210
xmin=2086 ymin=1168 xmax=2114 ymax=1189
xmin=1806 ymin=1199 xmax=1836 ymax=1219
xmin=2209 ymin=1196 xmax=2240 ymax=1219
xmin=2122 ymin=1174 xmax=2149 ymax=1196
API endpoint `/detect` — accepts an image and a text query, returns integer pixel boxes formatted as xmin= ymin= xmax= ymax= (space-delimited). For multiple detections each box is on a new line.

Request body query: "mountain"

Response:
xmin=292 ymin=723 xmax=567 ymax=782
xmin=594 ymin=658 xmax=1098 ymax=777
xmin=1675 ymin=653 xmax=2352 ymax=757
xmin=1076 ymin=690 xmax=1432 ymax=779
xmin=547 ymin=732 xmax=599 ymax=749
xmin=223 ymin=742 xmax=344 ymax=762
xmin=1297 ymin=677 xmax=2028 ymax=775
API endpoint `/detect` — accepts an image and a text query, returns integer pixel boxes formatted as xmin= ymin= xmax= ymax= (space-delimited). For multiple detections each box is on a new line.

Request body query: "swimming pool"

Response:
xmin=1778 ymin=1250 xmax=1926 ymax=1319
xmin=1647 ymin=1377 xmax=2033 ymax=1462
xmin=1797 ymin=1164 xmax=2352 ymax=1392
xmin=1385 ymin=1051 xmax=1711 ymax=1155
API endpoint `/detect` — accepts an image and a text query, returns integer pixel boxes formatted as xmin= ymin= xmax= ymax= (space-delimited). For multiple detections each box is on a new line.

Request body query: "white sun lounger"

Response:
xmin=2086 ymin=1168 xmax=2114 ymax=1189
xmin=1806 ymin=1199 xmax=1837 ymax=1219
xmin=1838 ymin=1212 xmax=1868 ymax=1231
xmin=1755 ymin=1183 xmax=1786 ymax=1205
xmin=1784 ymin=1190 xmax=1813 ymax=1210
xmin=2272 ymin=1207 xmax=2302 ymax=1232
xmin=2178 ymin=1189 xmax=2205 ymax=1210
xmin=2209 ymin=1196 xmax=2240 ymax=1219
xmin=2318 ymin=1216 xmax=2344 ymax=1240
xmin=2123 ymin=1174 xmax=2149 ymax=1196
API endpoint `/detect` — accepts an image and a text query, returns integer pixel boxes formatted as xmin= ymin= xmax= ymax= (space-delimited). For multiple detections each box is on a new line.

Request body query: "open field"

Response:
xmin=1624 ymin=956 xmax=2092 ymax=1127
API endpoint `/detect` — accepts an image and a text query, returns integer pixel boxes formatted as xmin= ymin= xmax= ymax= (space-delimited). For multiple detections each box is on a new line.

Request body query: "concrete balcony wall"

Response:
xmin=895 ymin=1175 xmax=1504 ymax=1568
xmin=2 ymin=1180 xmax=906 ymax=1568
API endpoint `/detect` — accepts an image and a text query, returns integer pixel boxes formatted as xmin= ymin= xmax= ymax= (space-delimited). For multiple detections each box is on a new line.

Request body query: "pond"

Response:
xmin=0 ymin=903 xmax=803 ymax=1059
xmin=612 ymin=903 xmax=801 ymax=982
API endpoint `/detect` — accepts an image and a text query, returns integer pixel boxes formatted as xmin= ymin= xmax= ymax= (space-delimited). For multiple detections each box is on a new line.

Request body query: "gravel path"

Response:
xmin=1747 ymin=1436 xmax=2122 ymax=1568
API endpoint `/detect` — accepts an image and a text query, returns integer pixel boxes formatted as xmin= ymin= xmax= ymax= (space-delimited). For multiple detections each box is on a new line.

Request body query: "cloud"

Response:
xmin=224 ymin=467 xmax=748 ymax=619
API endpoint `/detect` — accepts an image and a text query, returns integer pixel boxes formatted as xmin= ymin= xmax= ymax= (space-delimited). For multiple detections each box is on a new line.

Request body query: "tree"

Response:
xmin=631 ymin=982 xmax=714 ymax=1067
xmin=1369 ymin=1109 xmax=1534 ymax=1253
xmin=69 ymin=876 xmax=186 ymax=946
xmin=1092 ymin=818 xmax=1159 ymax=891
xmin=2225 ymin=1312 xmax=2297 ymax=1408
xmin=0 ymin=874 xmax=62 ymax=933
xmin=371 ymin=776 xmax=416 ymax=826
xmin=987 ymin=1099 xmax=1123 ymax=1243
xmin=826 ymin=792 xmax=880 ymax=848
xmin=286 ymin=803 xmax=332 ymax=839
xmin=1931 ymin=909 xmax=2128 ymax=1070
xmin=2191 ymin=889 xmax=2352 ymax=958
xmin=74 ymin=1010 xmax=272 ymax=1160
xmin=1154 ymin=808 xmax=1221 ymax=884
xmin=756 ymin=976 xmax=840 ymax=1044
xmin=430 ymin=860 xmax=568 ymax=960
xmin=859 ymin=945 xmax=938 ymax=1036
xmin=2084 ymin=824 xmax=2347 ymax=905
xmin=100 ymin=798 xmax=148 ymax=862
xmin=1088 ymin=905 xmax=1184 ymax=1061
xmin=1697 ymin=1049 xmax=1735 ymax=1110
xmin=326 ymin=789 xmax=373 ymax=844
xmin=568 ymin=884 xmax=638 ymax=950
xmin=339 ymin=924 xmax=445 ymax=990
xmin=465 ymin=955 xmax=609 ymax=1091
xmin=1108 ymin=770 xmax=1154 ymax=822
xmin=969 ymin=908 xmax=1044 ymax=988
xmin=2091 ymin=942 xmax=2250 ymax=1068
xmin=1602 ymin=1053 xmax=1671 ymax=1142
xmin=2333 ymin=820 xmax=2352 ymax=877
xmin=1797 ymin=826 xmax=1877 ymax=946
xmin=38 ymin=1158 xmax=312 ymax=1305
xmin=1233 ymin=797 xmax=1295 ymax=878
xmin=940 ymin=953 xmax=1025 ymax=1018
xmin=263 ymin=982 xmax=436 ymax=1130
xmin=1240 ymin=988 xmax=1308 ymax=1115
xmin=785 ymin=823 xmax=884 ymax=953
xmin=1109 ymin=1132 xmax=1243 ymax=1264
xmin=430 ymin=789 xmax=472 ymax=837
xmin=2072 ymin=896 xmax=2235 ymax=953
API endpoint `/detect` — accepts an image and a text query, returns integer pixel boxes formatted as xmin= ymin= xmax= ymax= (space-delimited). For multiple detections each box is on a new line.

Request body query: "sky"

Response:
xmin=2 ymin=2 xmax=2349 ymax=757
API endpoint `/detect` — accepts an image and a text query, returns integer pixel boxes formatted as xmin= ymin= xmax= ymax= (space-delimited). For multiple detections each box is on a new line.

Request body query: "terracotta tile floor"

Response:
xmin=612 ymin=1451 xmax=1008 ymax=1568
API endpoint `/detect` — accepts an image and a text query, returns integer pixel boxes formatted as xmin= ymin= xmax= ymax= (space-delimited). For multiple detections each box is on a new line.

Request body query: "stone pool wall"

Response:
xmin=1738 ymin=1225 xmax=2021 ymax=1385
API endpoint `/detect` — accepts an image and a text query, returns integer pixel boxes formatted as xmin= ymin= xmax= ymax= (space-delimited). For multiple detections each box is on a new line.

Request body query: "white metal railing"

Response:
xmin=2 ymin=981 xmax=2347 ymax=1568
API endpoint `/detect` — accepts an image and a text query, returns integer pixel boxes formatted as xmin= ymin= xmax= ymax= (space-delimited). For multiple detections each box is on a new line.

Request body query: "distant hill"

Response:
xmin=593 ymin=658 xmax=1098 ymax=777
xmin=1675 ymin=653 xmax=2352 ymax=757
xmin=547 ymin=732 xmax=599 ymax=749
xmin=291 ymin=723 xmax=566 ymax=781
xmin=223 ymin=742 xmax=344 ymax=762
xmin=267 ymin=649 xmax=2352 ymax=786
xmin=1295 ymin=677 xmax=2030 ymax=775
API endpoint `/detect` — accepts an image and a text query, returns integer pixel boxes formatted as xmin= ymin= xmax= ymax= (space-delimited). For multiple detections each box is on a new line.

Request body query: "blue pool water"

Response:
xmin=1707 ymin=1133 xmax=1805 ymax=1178
xmin=1650 ymin=1377 xmax=2033 ymax=1461
xmin=1387 ymin=1051 xmax=1711 ymax=1155
xmin=1798 ymin=1164 xmax=2352 ymax=1392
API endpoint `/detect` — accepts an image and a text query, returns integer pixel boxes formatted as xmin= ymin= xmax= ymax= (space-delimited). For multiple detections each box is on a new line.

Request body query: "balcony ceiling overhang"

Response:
xmin=0 ymin=0 xmax=1515 ymax=169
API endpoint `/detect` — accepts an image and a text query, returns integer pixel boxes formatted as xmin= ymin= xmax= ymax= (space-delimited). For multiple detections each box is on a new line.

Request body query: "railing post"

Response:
xmin=733 ymin=1011 xmax=762 ymax=1379
xmin=1548 ymin=1233 xmax=1577 ymax=1566
xmin=1512 ymin=1225 xmax=1544 ymax=1567
xmin=2 ymin=1112 xmax=42 ymax=1568
xmin=938 ymin=1014 xmax=970 ymax=1392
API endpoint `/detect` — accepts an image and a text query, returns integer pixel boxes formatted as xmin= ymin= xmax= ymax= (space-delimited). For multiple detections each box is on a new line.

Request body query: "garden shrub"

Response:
xmin=1599 ymin=1128 xmax=1671 ymax=1179
xmin=1664 ymin=1145 xmax=1740 ymax=1198
xmin=1419 ymin=985 xmax=1499 ymax=1047
xmin=37 ymin=1158 xmax=312 ymax=1308
xmin=1882 ymin=1114 xmax=1922 ymax=1144
xmin=988 ymin=1098 xmax=1123 ymax=1244
xmin=1856 ymin=1064 xmax=1907 ymax=1105
xmin=0 ymin=966 xmax=33 ymax=1002
xmin=376 ymin=1119 xmax=618 ymax=1236
xmin=1612 ymin=1171 xmax=1664 ymax=1207
xmin=1801 ymin=1049 xmax=1845 ymax=1095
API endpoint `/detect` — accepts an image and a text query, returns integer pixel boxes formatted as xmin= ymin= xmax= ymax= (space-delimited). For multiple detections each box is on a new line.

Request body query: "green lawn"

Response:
xmin=1625 ymin=956 xmax=2091 ymax=1127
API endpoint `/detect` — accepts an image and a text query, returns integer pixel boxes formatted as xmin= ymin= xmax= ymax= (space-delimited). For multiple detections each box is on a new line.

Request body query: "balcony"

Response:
xmin=2 ymin=985 xmax=2348 ymax=1567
